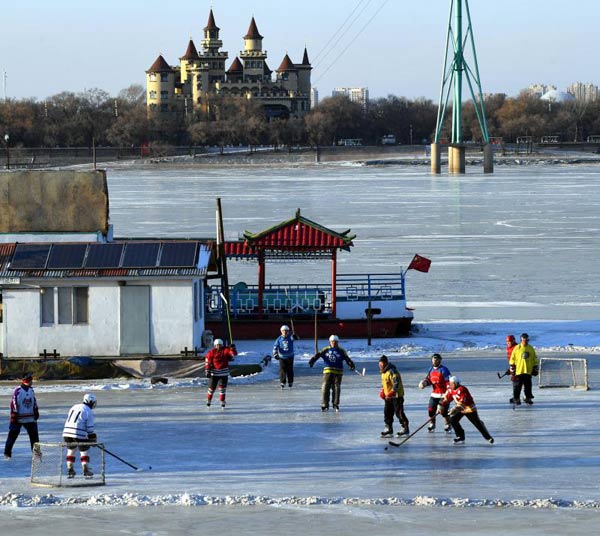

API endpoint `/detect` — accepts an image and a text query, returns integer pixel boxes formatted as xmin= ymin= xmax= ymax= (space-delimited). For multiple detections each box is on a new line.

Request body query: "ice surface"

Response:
xmin=1 ymin=324 xmax=598 ymax=534
xmin=2 ymin=162 xmax=599 ymax=533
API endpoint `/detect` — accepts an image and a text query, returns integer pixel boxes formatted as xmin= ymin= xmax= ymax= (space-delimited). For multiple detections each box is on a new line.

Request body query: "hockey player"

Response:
xmin=63 ymin=393 xmax=98 ymax=478
xmin=506 ymin=335 xmax=517 ymax=362
xmin=273 ymin=325 xmax=295 ymax=389
xmin=438 ymin=376 xmax=494 ymax=444
xmin=379 ymin=355 xmax=409 ymax=437
xmin=4 ymin=372 xmax=40 ymax=459
xmin=418 ymin=353 xmax=452 ymax=433
xmin=509 ymin=333 xmax=538 ymax=406
xmin=308 ymin=334 xmax=355 ymax=412
xmin=205 ymin=339 xmax=237 ymax=408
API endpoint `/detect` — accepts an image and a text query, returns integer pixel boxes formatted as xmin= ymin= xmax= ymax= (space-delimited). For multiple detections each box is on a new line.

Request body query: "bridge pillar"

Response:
xmin=430 ymin=143 xmax=441 ymax=174
xmin=448 ymin=145 xmax=465 ymax=174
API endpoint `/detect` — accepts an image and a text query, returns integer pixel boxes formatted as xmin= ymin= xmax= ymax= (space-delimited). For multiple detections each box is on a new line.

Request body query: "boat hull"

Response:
xmin=206 ymin=316 xmax=412 ymax=340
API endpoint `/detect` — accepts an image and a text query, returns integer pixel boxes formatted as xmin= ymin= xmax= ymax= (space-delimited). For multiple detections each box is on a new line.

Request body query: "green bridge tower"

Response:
xmin=431 ymin=0 xmax=493 ymax=174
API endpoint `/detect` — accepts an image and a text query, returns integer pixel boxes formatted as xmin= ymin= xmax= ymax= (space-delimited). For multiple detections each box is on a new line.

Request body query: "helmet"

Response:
xmin=83 ymin=393 xmax=97 ymax=408
xmin=280 ymin=325 xmax=290 ymax=332
xmin=329 ymin=334 xmax=339 ymax=342
xmin=214 ymin=338 xmax=224 ymax=347
xmin=449 ymin=376 xmax=461 ymax=386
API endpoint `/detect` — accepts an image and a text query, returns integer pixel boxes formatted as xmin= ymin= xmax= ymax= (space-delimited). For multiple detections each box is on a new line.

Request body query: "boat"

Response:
xmin=205 ymin=209 xmax=417 ymax=340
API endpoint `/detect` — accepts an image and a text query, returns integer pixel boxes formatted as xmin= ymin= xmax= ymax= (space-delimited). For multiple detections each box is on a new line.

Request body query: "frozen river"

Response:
xmin=2 ymin=161 xmax=600 ymax=533
xmin=106 ymin=161 xmax=600 ymax=323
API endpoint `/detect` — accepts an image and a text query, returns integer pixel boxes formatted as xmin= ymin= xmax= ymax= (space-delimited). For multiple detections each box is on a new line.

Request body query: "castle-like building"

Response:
xmin=146 ymin=10 xmax=312 ymax=120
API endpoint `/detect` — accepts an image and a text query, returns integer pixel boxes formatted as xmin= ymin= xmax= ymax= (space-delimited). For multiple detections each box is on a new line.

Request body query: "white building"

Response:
xmin=332 ymin=87 xmax=369 ymax=112
xmin=0 ymin=171 xmax=215 ymax=358
xmin=567 ymin=82 xmax=599 ymax=102
xmin=311 ymin=87 xmax=319 ymax=109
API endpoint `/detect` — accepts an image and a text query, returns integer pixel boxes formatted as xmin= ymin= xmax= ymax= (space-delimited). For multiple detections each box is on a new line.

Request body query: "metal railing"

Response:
xmin=207 ymin=273 xmax=405 ymax=318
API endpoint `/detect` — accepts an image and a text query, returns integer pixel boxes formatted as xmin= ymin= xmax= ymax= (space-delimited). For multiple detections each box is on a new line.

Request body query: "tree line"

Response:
xmin=2 ymin=84 xmax=600 ymax=151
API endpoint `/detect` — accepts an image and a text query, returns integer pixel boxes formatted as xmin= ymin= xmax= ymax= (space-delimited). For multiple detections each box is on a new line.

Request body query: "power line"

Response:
xmin=314 ymin=0 xmax=389 ymax=84
xmin=312 ymin=0 xmax=370 ymax=64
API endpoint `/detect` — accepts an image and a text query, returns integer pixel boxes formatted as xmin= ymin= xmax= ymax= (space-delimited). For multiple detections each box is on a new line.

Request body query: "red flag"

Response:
xmin=407 ymin=254 xmax=431 ymax=273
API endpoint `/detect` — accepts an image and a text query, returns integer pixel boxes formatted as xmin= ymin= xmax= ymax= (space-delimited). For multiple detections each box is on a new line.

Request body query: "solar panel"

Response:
xmin=122 ymin=242 xmax=160 ymax=268
xmin=159 ymin=242 xmax=198 ymax=268
xmin=9 ymin=244 xmax=51 ymax=270
xmin=47 ymin=243 xmax=87 ymax=269
xmin=85 ymin=243 xmax=124 ymax=268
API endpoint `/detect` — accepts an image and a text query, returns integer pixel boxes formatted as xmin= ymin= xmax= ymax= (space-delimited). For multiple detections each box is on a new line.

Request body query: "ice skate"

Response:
xmin=280 ymin=383 xmax=285 ymax=390
xmin=453 ymin=437 xmax=465 ymax=444
xmin=83 ymin=466 xmax=94 ymax=478
xmin=321 ymin=405 xmax=328 ymax=412
xmin=427 ymin=422 xmax=436 ymax=433
xmin=524 ymin=398 xmax=534 ymax=405
xmin=380 ymin=426 xmax=393 ymax=438
xmin=221 ymin=402 xmax=226 ymax=409
xmin=509 ymin=398 xmax=521 ymax=406
xmin=444 ymin=423 xmax=452 ymax=433
xmin=67 ymin=467 xmax=76 ymax=479
xmin=396 ymin=428 xmax=409 ymax=437
xmin=333 ymin=405 xmax=339 ymax=413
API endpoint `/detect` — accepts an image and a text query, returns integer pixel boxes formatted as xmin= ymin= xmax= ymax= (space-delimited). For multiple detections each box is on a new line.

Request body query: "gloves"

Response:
xmin=292 ymin=334 xmax=299 ymax=341
xmin=418 ymin=379 xmax=428 ymax=390
xmin=532 ymin=366 xmax=539 ymax=377
xmin=308 ymin=356 xmax=317 ymax=368
xmin=448 ymin=406 xmax=461 ymax=417
xmin=509 ymin=365 xmax=516 ymax=374
xmin=88 ymin=433 xmax=97 ymax=442
xmin=230 ymin=344 xmax=236 ymax=351
xmin=9 ymin=412 xmax=18 ymax=424
xmin=436 ymin=404 xmax=446 ymax=415
xmin=385 ymin=390 xmax=397 ymax=400
xmin=379 ymin=388 xmax=385 ymax=400
xmin=205 ymin=370 xmax=212 ymax=378
xmin=273 ymin=353 xmax=280 ymax=360
xmin=348 ymin=359 xmax=356 ymax=371
xmin=34 ymin=407 xmax=40 ymax=421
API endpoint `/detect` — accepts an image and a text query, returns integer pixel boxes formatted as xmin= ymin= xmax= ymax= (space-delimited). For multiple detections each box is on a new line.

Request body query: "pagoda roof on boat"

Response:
xmin=224 ymin=209 xmax=355 ymax=260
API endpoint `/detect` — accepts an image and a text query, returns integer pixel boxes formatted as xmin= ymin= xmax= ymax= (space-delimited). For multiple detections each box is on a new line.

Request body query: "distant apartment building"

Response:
xmin=146 ymin=9 xmax=312 ymax=120
xmin=332 ymin=87 xmax=369 ymax=112
xmin=311 ymin=87 xmax=319 ymax=109
xmin=527 ymin=83 xmax=557 ymax=98
xmin=567 ymin=82 xmax=599 ymax=102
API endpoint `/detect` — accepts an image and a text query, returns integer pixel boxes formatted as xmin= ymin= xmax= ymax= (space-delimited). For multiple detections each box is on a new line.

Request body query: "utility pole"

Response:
xmin=431 ymin=0 xmax=493 ymax=174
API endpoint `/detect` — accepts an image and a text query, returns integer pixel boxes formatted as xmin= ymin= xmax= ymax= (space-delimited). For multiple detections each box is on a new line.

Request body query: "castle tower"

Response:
xmin=296 ymin=47 xmax=312 ymax=102
xmin=199 ymin=9 xmax=228 ymax=84
xmin=240 ymin=17 xmax=269 ymax=83
xmin=276 ymin=54 xmax=298 ymax=92
xmin=179 ymin=39 xmax=200 ymax=84
xmin=146 ymin=55 xmax=176 ymax=114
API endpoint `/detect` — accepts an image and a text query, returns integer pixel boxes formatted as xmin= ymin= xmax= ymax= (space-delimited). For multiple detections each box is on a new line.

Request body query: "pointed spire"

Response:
xmin=227 ymin=57 xmax=244 ymax=73
xmin=204 ymin=8 xmax=219 ymax=31
xmin=146 ymin=55 xmax=173 ymax=73
xmin=302 ymin=47 xmax=310 ymax=66
xmin=277 ymin=54 xmax=296 ymax=72
xmin=180 ymin=39 xmax=200 ymax=61
xmin=244 ymin=17 xmax=263 ymax=40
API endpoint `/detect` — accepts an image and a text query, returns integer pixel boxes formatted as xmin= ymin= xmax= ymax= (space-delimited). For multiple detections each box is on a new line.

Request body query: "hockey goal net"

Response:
xmin=538 ymin=357 xmax=589 ymax=390
xmin=31 ymin=442 xmax=106 ymax=487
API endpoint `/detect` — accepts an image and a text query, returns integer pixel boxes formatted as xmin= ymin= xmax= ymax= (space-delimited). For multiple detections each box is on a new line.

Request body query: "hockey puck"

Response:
xmin=384 ymin=446 xmax=388 ymax=450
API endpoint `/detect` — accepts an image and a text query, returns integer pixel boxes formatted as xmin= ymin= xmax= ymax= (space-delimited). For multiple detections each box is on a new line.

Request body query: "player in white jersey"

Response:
xmin=62 ymin=393 xmax=97 ymax=478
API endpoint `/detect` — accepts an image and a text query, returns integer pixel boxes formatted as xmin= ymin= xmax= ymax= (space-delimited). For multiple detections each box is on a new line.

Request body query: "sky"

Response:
xmin=2 ymin=1 xmax=600 ymax=101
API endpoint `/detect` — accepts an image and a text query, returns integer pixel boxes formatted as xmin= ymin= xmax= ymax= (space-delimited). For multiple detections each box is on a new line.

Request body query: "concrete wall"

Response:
xmin=0 ymin=170 xmax=108 ymax=234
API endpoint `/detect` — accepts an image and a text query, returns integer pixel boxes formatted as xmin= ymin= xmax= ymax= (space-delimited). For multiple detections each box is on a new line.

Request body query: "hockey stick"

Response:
xmin=353 ymin=367 xmax=366 ymax=377
xmin=497 ymin=370 xmax=509 ymax=379
xmin=387 ymin=416 xmax=434 ymax=448
xmin=284 ymin=287 xmax=299 ymax=340
xmin=219 ymin=292 xmax=234 ymax=346
xmin=95 ymin=445 xmax=151 ymax=471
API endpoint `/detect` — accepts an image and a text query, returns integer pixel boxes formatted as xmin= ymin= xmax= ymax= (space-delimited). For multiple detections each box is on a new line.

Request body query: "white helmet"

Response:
xmin=449 ymin=376 xmax=461 ymax=386
xmin=214 ymin=338 xmax=224 ymax=347
xmin=280 ymin=325 xmax=290 ymax=332
xmin=329 ymin=334 xmax=339 ymax=342
xmin=83 ymin=393 xmax=97 ymax=408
